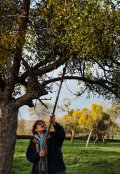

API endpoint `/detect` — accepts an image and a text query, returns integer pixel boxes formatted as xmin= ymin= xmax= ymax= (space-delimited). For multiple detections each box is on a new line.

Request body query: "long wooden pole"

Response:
xmin=40 ymin=64 xmax=67 ymax=165
xmin=47 ymin=64 xmax=67 ymax=133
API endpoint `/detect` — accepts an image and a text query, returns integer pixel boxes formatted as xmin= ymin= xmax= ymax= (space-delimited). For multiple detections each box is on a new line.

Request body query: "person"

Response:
xmin=26 ymin=115 xmax=66 ymax=174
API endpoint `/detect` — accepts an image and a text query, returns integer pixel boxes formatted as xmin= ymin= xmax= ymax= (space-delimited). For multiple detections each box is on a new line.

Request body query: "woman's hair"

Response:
xmin=32 ymin=120 xmax=45 ymax=135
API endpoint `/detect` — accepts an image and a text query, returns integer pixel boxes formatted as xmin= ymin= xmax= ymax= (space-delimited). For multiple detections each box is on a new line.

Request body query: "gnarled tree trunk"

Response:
xmin=0 ymin=103 xmax=18 ymax=174
xmin=0 ymin=1 xmax=30 ymax=172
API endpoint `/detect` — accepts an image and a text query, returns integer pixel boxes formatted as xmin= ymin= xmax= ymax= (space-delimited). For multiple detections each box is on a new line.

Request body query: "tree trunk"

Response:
xmin=94 ymin=136 xmax=98 ymax=144
xmin=102 ymin=135 xmax=106 ymax=144
xmin=112 ymin=135 xmax=114 ymax=139
xmin=86 ymin=130 xmax=92 ymax=149
xmin=107 ymin=134 xmax=109 ymax=139
xmin=0 ymin=103 xmax=18 ymax=174
xmin=70 ymin=130 xmax=75 ymax=144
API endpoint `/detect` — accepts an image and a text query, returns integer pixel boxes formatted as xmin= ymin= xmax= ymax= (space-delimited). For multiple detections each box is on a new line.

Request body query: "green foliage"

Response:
xmin=0 ymin=0 xmax=22 ymax=74
xmin=0 ymin=0 xmax=120 ymax=104
xmin=41 ymin=0 xmax=119 ymax=61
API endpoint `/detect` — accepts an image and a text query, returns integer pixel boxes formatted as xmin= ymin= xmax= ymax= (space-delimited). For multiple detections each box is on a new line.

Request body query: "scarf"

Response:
xmin=35 ymin=130 xmax=48 ymax=172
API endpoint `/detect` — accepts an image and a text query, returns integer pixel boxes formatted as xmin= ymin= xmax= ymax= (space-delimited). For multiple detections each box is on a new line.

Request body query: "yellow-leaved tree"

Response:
xmin=60 ymin=107 xmax=81 ymax=144
xmin=81 ymin=103 xmax=111 ymax=148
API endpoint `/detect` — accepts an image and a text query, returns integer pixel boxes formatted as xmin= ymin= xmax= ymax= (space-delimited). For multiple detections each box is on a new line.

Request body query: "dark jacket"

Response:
xmin=26 ymin=123 xmax=66 ymax=174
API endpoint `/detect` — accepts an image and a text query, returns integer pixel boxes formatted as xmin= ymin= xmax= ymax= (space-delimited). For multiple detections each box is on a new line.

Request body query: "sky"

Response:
xmin=19 ymin=78 xmax=112 ymax=120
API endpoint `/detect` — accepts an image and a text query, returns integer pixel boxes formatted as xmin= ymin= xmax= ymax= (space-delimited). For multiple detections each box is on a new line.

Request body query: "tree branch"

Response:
xmin=15 ymin=73 xmax=49 ymax=108
xmin=4 ymin=0 xmax=30 ymax=102
xmin=42 ymin=76 xmax=120 ymax=98
xmin=17 ymin=53 xmax=54 ymax=83
xmin=94 ymin=60 xmax=117 ymax=73
xmin=17 ymin=54 xmax=67 ymax=84
xmin=33 ymin=57 xmax=68 ymax=76
xmin=38 ymin=98 xmax=48 ymax=109
xmin=15 ymin=86 xmax=48 ymax=109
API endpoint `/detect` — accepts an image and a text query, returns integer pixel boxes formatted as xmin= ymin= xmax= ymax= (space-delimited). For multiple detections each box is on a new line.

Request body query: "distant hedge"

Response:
xmin=16 ymin=135 xmax=120 ymax=142
xmin=16 ymin=135 xmax=93 ymax=140
xmin=17 ymin=135 xmax=34 ymax=139
xmin=16 ymin=135 xmax=96 ymax=140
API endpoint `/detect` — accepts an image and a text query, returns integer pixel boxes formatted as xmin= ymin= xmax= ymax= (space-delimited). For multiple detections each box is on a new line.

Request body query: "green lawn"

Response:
xmin=11 ymin=139 xmax=120 ymax=174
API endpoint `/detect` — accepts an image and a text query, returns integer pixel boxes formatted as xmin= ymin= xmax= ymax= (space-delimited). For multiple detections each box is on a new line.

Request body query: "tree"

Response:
xmin=61 ymin=108 xmax=81 ymax=144
xmin=0 ymin=0 xmax=119 ymax=173
xmin=104 ymin=99 xmax=120 ymax=138
xmin=106 ymin=98 xmax=120 ymax=122
xmin=17 ymin=112 xmax=25 ymax=135
xmin=78 ymin=103 xmax=109 ymax=148
xmin=41 ymin=0 xmax=120 ymax=98
xmin=78 ymin=107 xmax=95 ymax=148
xmin=28 ymin=102 xmax=53 ymax=119
xmin=84 ymin=103 xmax=120 ymax=148
xmin=93 ymin=113 xmax=110 ymax=144
xmin=108 ymin=121 xmax=120 ymax=139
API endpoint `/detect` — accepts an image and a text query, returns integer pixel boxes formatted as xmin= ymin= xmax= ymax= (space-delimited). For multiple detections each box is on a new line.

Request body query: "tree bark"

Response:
xmin=102 ymin=135 xmax=106 ymax=144
xmin=0 ymin=1 xmax=30 ymax=173
xmin=94 ymin=136 xmax=99 ymax=144
xmin=0 ymin=103 xmax=18 ymax=174
xmin=70 ymin=130 xmax=75 ymax=144
xmin=86 ymin=130 xmax=92 ymax=149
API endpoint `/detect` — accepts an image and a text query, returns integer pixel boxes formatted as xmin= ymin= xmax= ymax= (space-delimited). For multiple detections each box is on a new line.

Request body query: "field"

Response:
xmin=11 ymin=139 xmax=120 ymax=174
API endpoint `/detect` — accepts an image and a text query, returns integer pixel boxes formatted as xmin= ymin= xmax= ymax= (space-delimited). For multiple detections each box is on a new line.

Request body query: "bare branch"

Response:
xmin=94 ymin=60 xmax=116 ymax=73
xmin=38 ymin=98 xmax=48 ymax=109
xmin=40 ymin=97 xmax=52 ymax=100
xmin=42 ymin=76 xmax=120 ymax=98
xmin=43 ymin=76 xmax=115 ymax=86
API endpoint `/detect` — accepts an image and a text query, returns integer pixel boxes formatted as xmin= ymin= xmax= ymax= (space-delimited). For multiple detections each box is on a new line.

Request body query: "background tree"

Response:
xmin=28 ymin=102 xmax=53 ymax=119
xmin=78 ymin=106 xmax=95 ymax=148
xmin=17 ymin=112 xmax=25 ymax=135
xmin=60 ymin=108 xmax=81 ymax=144
xmin=104 ymin=99 xmax=120 ymax=139
xmin=78 ymin=103 xmax=111 ymax=148
xmin=105 ymin=119 xmax=120 ymax=139
xmin=0 ymin=0 xmax=119 ymax=173
xmin=92 ymin=113 xmax=110 ymax=144
xmin=106 ymin=99 xmax=120 ymax=122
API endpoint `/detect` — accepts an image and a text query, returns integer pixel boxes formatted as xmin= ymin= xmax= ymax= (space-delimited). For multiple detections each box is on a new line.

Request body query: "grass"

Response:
xmin=11 ymin=139 xmax=120 ymax=174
